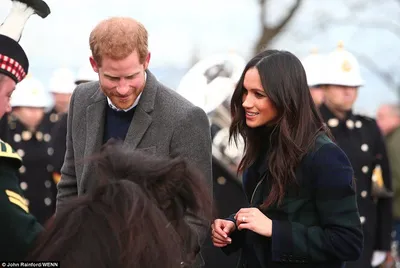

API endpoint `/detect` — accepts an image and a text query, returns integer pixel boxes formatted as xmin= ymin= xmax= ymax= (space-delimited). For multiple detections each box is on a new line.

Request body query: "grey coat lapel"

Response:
xmin=81 ymin=84 xmax=106 ymax=191
xmin=124 ymin=70 xmax=158 ymax=149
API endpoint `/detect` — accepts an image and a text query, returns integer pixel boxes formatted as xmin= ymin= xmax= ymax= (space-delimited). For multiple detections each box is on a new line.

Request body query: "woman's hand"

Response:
xmin=211 ymin=219 xmax=236 ymax=247
xmin=235 ymin=207 xmax=273 ymax=237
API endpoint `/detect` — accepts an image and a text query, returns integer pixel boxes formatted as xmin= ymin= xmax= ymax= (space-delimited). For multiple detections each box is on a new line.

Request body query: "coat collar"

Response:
xmin=319 ymin=103 xmax=358 ymax=130
xmin=80 ymin=70 xmax=159 ymax=190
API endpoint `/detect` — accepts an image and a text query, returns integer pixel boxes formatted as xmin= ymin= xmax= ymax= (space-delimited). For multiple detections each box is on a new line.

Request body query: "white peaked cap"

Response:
xmin=321 ymin=41 xmax=364 ymax=87
xmin=75 ymin=64 xmax=98 ymax=84
xmin=301 ymin=48 xmax=329 ymax=87
xmin=11 ymin=74 xmax=48 ymax=107
xmin=49 ymin=68 xmax=76 ymax=94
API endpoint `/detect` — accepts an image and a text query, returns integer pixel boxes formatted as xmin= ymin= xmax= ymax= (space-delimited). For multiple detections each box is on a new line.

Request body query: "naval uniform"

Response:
xmin=320 ymin=104 xmax=393 ymax=267
xmin=45 ymin=107 xmax=63 ymax=129
xmin=0 ymin=113 xmax=57 ymax=225
xmin=49 ymin=112 xmax=67 ymax=184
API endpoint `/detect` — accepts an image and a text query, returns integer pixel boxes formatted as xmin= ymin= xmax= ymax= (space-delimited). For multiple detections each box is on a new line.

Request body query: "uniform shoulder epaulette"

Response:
xmin=0 ymin=139 xmax=22 ymax=165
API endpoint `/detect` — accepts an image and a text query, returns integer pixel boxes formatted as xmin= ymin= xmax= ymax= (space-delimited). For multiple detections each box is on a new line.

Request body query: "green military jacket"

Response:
xmin=0 ymin=139 xmax=43 ymax=260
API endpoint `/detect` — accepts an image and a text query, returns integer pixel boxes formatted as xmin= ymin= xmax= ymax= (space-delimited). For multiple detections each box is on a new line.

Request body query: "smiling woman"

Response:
xmin=211 ymin=49 xmax=363 ymax=268
xmin=241 ymin=68 xmax=277 ymax=128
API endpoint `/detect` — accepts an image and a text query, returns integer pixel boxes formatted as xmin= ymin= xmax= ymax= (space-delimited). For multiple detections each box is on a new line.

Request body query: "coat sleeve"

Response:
xmin=0 ymin=160 xmax=43 ymax=261
xmin=220 ymin=213 xmax=246 ymax=255
xmin=170 ymin=106 xmax=213 ymax=250
xmin=372 ymin=122 xmax=393 ymax=251
xmin=55 ymin=90 xmax=78 ymax=213
xmin=270 ymin=143 xmax=364 ymax=262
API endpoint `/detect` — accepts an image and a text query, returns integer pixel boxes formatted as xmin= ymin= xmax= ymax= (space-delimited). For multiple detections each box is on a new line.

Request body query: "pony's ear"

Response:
xmin=146 ymin=159 xmax=200 ymax=212
xmin=144 ymin=159 xmax=185 ymax=202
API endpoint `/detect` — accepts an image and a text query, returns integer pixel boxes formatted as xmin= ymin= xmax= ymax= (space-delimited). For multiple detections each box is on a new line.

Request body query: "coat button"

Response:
xmin=36 ymin=131 xmax=44 ymax=141
xmin=19 ymin=165 xmax=26 ymax=174
xmin=217 ymin=176 xmax=227 ymax=185
xmin=328 ymin=118 xmax=339 ymax=127
xmin=44 ymin=180 xmax=52 ymax=188
xmin=13 ymin=134 xmax=21 ymax=143
xmin=50 ymin=113 xmax=59 ymax=123
xmin=360 ymin=216 xmax=366 ymax=224
xmin=361 ymin=144 xmax=369 ymax=152
xmin=47 ymin=164 xmax=54 ymax=172
xmin=44 ymin=133 xmax=51 ymax=142
xmin=20 ymin=181 xmax=28 ymax=190
xmin=355 ymin=120 xmax=362 ymax=128
xmin=44 ymin=197 xmax=52 ymax=206
xmin=361 ymin=191 xmax=368 ymax=198
xmin=47 ymin=147 xmax=54 ymax=156
xmin=21 ymin=131 xmax=32 ymax=141
xmin=362 ymin=166 xmax=369 ymax=174
xmin=17 ymin=149 xmax=25 ymax=157
xmin=346 ymin=120 xmax=354 ymax=129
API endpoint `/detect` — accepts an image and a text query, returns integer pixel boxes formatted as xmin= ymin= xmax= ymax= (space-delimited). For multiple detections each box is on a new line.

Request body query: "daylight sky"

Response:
xmin=0 ymin=0 xmax=399 ymax=116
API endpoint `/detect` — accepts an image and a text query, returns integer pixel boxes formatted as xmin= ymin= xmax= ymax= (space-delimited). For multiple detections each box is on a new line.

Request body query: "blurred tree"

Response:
xmin=329 ymin=5 xmax=400 ymax=98
xmin=254 ymin=0 xmax=304 ymax=55
xmin=289 ymin=0 xmax=400 ymax=99
xmin=354 ymin=51 xmax=400 ymax=100
xmin=321 ymin=1 xmax=400 ymax=98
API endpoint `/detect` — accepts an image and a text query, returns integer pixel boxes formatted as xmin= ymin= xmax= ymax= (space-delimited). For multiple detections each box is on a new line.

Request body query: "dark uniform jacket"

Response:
xmin=221 ymin=134 xmax=363 ymax=268
xmin=319 ymin=104 xmax=393 ymax=268
xmin=0 ymin=139 xmax=43 ymax=260
xmin=45 ymin=107 xmax=62 ymax=127
xmin=0 ymin=113 xmax=57 ymax=225
xmin=49 ymin=113 xmax=67 ymax=184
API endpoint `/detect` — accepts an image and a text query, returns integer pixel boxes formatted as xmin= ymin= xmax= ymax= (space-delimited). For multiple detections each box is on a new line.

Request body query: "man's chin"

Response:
xmin=114 ymin=101 xmax=134 ymax=110
xmin=342 ymin=104 xmax=353 ymax=111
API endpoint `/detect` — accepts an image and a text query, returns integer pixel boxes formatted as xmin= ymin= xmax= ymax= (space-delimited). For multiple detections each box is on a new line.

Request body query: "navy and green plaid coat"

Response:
xmin=222 ymin=134 xmax=363 ymax=268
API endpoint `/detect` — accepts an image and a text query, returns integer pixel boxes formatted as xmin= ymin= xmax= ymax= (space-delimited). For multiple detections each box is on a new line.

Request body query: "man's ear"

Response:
xmin=143 ymin=52 xmax=151 ymax=70
xmin=89 ymin=56 xmax=99 ymax=73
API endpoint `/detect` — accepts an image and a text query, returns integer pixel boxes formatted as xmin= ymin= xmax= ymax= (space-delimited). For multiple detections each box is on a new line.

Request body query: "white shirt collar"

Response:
xmin=107 ymin=72 xmax=147 ymax=112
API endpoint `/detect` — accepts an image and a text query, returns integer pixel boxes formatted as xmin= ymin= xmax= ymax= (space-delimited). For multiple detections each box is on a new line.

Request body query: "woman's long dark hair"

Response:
xmin=230 ymin=50 xmax=328 ymax=208
xmin=28 ymin=141 xmax=213 ymax=267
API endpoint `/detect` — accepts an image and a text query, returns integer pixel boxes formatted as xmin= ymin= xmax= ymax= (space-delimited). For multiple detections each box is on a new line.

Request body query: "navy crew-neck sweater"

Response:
xmin=103 ymin=105 xmax=136 ymax=143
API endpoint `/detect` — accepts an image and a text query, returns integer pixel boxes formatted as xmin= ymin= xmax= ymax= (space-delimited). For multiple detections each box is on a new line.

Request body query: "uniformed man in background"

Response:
xmin=0 ymin=0 xmax=50 ymax=260
xmin=44 ymin=67 xmax=75 ymax=127
xmin=1 ymin=75 xmax=57 ymax=225
xmin=319 ymin=42 xmax=393 ymax=268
